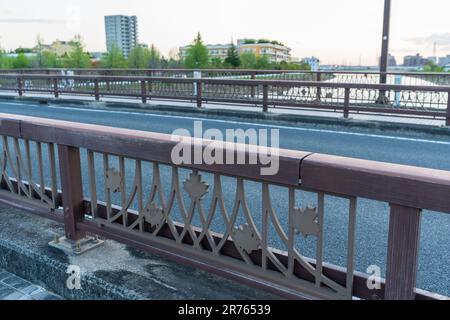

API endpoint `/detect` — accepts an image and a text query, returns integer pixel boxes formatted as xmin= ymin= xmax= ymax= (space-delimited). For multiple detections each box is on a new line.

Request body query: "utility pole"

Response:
xmin=379 ymin=0 xmax=391 ymax=85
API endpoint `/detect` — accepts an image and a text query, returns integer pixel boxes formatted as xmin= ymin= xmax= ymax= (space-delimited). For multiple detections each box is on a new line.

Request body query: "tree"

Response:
xmin=210 ymin=58 xmax=224 ymax=68
xmin=127 ymin=46 xmax=150 ymax=69
xmin=0 ymin=49 xmax=13 ymax=69
xmin=12 ymin=53 xmax=30 ymax=69
xmin=423 ymin=61 xmax=444 ymax=72
xmin=276 ymin=60 xmax=310 ymax=71
xmin=65 ymin=35 xmax=91 ymax=68
xmin=184 ymin=32 xmax=209 ymax=69
xmin=35 ymin=36 xmax=45 ymax=68
xmin=148 ymin=44 xmax=161 ymax=68
xmin=102 ymin=44 xmax=127 ymax=68
xmin=255 ymin=55 xmax=271 ymax=69
xmin=42 ymin=51 xmax=62 ymax=68
xmin=224 ymin=42 xmax=241 ymax=68
xmin=240 ymin=52 xmax=257 ymax=69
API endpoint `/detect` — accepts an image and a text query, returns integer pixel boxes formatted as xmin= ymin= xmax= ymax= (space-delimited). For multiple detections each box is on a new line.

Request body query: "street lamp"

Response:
xmin=379 ymin=0 xmax=391 ymax=84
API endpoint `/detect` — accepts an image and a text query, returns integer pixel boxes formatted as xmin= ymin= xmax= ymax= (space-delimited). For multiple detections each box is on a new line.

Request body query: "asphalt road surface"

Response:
xmin=0 ymin=100 xmax=449 ymax=297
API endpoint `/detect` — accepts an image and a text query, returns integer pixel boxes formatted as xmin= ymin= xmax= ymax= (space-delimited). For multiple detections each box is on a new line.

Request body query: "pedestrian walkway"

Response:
xmin=0 ymin=269 xmax=62 ymax=300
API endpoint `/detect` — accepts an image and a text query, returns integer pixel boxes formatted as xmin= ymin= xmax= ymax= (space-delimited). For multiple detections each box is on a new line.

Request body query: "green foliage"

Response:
xmin=102 ymin=44 xmax=127 ymax=68
xmin=255 ymin=55 xmax=271 ymax=69
xmin=210 ymin=58 xmax=224 ymax=69
xmin=160 ymin=57 xmax=183 ymax=69
xmin=184 ymin=32 xmax=209 ymax=69
xmin=14 ymin=47 xmax=33 ymax=54
xmin=42 ymin=51 xmax=62 ymax=68
xmin=12 ymin=53 xmax=30 ymax=69
xmin=148 ymin=44 xmax=161 ymax=68
xmin=242 ymin=39 xmax=256 ymax=44
xmin=240 ymin=52 xmax=257 ymax=69
xmin=277 ymin=60 xmax=311 ymax=71
xmin=128 ymin=46 xmax=150 ymax=68
xmin=224 ymin=42 xmax=241 ymax=68
xmin=0 ymin=49 xmax=13 ymax=69
xmin=65 ymin=36 xmax=91 ymax=68
xmin=423 ymin=61 xmax=444 ymax=72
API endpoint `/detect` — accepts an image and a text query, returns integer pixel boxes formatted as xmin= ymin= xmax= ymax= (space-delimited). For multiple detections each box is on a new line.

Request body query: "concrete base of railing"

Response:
xmin=0 ymin=202 xmax=279 ymax=300
xmin=48 ymin=235 xmax=104 ymax=256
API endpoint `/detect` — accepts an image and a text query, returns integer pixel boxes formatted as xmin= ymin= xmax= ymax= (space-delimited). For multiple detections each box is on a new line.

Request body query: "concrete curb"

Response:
xmin=0 ymin=204 xmax=278 ymax=300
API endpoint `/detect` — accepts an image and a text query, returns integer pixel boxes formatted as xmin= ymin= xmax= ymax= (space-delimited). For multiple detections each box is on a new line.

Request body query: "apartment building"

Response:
xmin=105 ymin=15 xmax=138 ymax=58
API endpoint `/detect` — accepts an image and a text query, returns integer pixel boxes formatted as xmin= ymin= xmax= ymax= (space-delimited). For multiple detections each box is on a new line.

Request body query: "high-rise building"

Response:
xmin=403 ymin=54 xmax=427 ymax=67
xmin=104 ymin=15 xmax=138 ymax=58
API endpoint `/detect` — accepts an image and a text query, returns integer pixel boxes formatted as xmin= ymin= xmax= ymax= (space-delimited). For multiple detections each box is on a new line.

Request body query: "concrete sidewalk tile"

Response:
xmin=0 ymin=270 xmax=13 ymax=281
xmin=3 ymin=291 xmax=26 ymax=300
xmin=42 ymin=293 xmax=63 ymax=300
xmin=0 ymin=286 xmax=15 ymax=299
xmin=2 ymin=275 xmax=32 ymax=290
xmin=21 ymin=284 xmax=46 ymax=295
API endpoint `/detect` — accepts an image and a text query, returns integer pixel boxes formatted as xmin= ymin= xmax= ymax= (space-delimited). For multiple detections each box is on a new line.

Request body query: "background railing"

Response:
xmin=0 ymin=74 xmax=449 ymax=125
xmin=0 ymin=114 xmax=448 ymax=300
xmin=0 ymin=68 xmax=449 ymax=86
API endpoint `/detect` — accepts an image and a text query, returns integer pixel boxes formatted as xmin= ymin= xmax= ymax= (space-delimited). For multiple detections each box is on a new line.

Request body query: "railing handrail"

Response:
xmin=1 ymin=68 xmax=450 ymax=78
xmin=2 ymin=73 xmax=450 ymax=92
xmin=1 ymin=113 xmax=450 ymax=214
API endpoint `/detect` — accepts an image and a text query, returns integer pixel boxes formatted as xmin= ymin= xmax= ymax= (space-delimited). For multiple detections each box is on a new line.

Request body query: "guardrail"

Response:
xmin=0 ymin=74 xmax=449 ymax=125
xmin=0 ymin=68 xmax=449 ymax=86
xmin=0 ymin=114 xmax=448 ymax=300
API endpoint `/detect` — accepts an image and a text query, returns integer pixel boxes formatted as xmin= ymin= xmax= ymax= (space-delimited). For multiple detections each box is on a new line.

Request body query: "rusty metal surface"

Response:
xmin=301 ymin=153 xmax=450 ymax=213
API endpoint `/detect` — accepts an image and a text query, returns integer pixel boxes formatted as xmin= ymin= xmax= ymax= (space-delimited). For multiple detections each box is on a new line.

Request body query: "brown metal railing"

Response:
xmin=0 ymin=74 xmax=450 ymax=125
xmin=0 ymin=114 xmax=448 ymax=300
xmin=1 ymin=68 xmax=450 ymax=85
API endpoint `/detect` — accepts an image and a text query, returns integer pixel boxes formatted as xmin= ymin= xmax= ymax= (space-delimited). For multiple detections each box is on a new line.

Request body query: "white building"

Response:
xmin=179 ymin=44 xmax=230 ymax=61
xmin=179 ymin=38 xmax=294 ymax=63
xmin=105 ymin=15 xmax=138 ymax=58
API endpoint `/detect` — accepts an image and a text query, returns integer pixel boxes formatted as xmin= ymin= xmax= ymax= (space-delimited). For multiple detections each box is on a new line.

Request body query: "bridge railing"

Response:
xmin=0 ymin=114 xmax=448 ymax=300
xmin=0 ymin=74 xmax=449 ymax=125
xmin=0 ymin=68 xmax=450 ymax=86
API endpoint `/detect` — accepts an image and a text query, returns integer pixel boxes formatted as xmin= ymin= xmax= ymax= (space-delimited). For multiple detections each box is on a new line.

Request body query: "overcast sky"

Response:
xmin=0 ymin=0 xmax=449 ymax=65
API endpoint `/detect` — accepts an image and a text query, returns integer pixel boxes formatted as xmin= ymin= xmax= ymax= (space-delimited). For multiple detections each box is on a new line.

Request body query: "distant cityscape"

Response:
xmin=1 ymin=14 xmax=449 ymax=72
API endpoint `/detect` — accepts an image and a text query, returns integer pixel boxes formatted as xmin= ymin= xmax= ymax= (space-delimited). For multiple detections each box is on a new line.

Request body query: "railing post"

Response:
xmin=17 ymin=77 xmax=23 ymax=97
xmin=57 ymin=145 xmax=86 ymax=241
xmin=446 ymin=91 xmax=450 ymax=126
xmin=251 ymin=72 xmax=256 ymax=98
xmin=94 ymin=79 xmax=100 ymax=101
xmin=343 ymin=87 xmax=350 ymax=118
xmin=385 ymin=204 xmax=421 ymax=300
xmin=141 ymin=80 xmax=147 ymax=104
xmin=148 ymin=71 xmax=153 ymax=97
xmin=316 ymin=72 xmax=322 ymax=102
xmin=262 ymin=84 xmax=269 ymax=112
xmin=53 ymin=78 xmax=59 ymax=98
xmin=196 ymin=80 xmax=202 ymax=108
